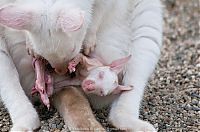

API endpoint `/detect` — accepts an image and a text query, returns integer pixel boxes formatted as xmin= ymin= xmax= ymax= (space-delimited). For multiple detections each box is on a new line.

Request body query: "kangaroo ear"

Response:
xmin=112 ymin=85 xmax=133 ymax=95
xmin=57 ymin=8 xmax=84 ymax=32
xmin=82 ymin=56 xmax=103 ymax=71
xmin=0 ymin=4 xmax=33 ymax=30
xmin=109 ymin=55 xmax=131 ymax=74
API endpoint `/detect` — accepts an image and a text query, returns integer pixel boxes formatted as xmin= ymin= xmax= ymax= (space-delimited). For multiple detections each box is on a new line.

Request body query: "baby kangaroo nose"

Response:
xmin=82 ymin=80 xmax=96 ymax=92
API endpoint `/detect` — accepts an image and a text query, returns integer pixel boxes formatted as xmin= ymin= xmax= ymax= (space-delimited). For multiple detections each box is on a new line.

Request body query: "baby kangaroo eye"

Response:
xmin=100 ymin=90 xmax=104 ymax=96
xmin=98 ymin=71 xmax=105 ymax=79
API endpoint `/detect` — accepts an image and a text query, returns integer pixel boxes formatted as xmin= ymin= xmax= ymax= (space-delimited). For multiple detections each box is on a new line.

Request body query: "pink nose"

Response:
xmin=82 ymin=80 xmax=95 ymax=92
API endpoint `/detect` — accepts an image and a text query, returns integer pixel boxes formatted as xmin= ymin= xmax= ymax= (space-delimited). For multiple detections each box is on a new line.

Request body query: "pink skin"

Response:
xmin=82 ymin=80 xmax=96 ymax=91
xmin=81 ymin=71 xmax=133 ymax=96
xmin=32 ymin=54 xmax=132 ymax=106
xmin=45 ymin=74 xmax=54 ymax=96
xmin=81 ymin=55 xmax=133 ymax=96
xmin=111 ymin=85 xmax=133 ymax=95
xmin=31 ymin=58 xmax=53 ymax=109
xmin=0 ymin=5 xmax=32 ymax=30
xmin=55 ymin=54 xmax=133 ymax=96
xmin=58 ymin=8 xmax=84 ymax=32
xmin=68 ymin=54 xmax=83 ymax=73
xmin=68 ymin=53 xmax=103 ymax=73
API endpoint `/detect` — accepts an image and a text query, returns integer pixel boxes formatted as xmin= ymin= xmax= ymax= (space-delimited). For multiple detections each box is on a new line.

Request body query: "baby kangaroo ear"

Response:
xmin=57 ymin=8 xmax=84 ymax=32
xmin=0 ymin=4 xmax=34 ymax=30
xmin=112 ymin=85 xmax=133 ymax=95
xmin=82 ymin=56 xmax=103 ymax=71
xmin=109 ymin=55 xmax=131 ymax=74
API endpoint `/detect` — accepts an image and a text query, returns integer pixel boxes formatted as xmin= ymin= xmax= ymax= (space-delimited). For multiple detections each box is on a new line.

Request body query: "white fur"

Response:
xmin=0 ymin=2 xmax=40 ymax=130
xmin=87 ymin=0 xmax=163 ymax=131
xmin=0 ymin=29 xmax=40 ymax=131
xmin=84 ymin=66 xmax=119 ymax=96
xmin=0 ymin=0 xmax=95 ymax=130
xmin=83 ymin=0 xmax=114 ymax=55
xmin=0 ymin=0 xmax=95 ymax=73
xmin=0 ymin=0 xmax=163 ymax=131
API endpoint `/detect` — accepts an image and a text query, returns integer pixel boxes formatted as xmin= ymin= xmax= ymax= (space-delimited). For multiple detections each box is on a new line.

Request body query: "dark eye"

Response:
xmin=98 ymin=71 xmax=105 ymax=79
xmin=100 ymin=90 xmax=104 ymax=96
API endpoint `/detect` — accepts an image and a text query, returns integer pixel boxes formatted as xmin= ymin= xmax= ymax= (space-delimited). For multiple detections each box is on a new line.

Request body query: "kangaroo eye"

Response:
xmin=100 ymin=90 xmax=104 ymax=96
xmin=98 ymin=71 xmax=105 ymax=79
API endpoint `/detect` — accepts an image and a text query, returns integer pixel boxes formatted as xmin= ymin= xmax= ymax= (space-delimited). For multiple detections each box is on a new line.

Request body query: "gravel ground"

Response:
xmin=0 ymin=0 xmax=199 ymax=131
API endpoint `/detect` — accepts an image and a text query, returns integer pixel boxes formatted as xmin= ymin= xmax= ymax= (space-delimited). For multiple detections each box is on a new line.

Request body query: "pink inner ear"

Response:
xmin=112 ymin=85 xmax=133 ymax=95
xmin=109 ymin=55 xmax=131 ymax=74
xmin=82 ymin=56 xmax=103 ymax=71
xmin=58 ymin=8 xmax=84 ymax=32
xmin=0 ymin=5 xmax=32 ymax=30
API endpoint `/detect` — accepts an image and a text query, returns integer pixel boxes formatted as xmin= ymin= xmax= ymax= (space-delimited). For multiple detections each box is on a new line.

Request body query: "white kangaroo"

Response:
xmin=0 ymin=0 xmax=163 ymax=131
xmin=86 ymin=0 xmax=163 ymax=131
xmin=0 ymin=0 xmax=95 ymax=75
